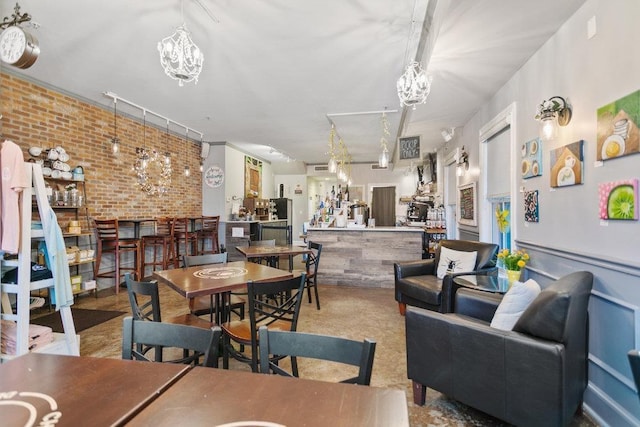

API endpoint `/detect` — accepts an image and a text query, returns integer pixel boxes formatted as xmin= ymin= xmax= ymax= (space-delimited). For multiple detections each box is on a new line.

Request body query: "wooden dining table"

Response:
xmin=1 ymin=353 xmax=409 ymax=426
xmin=236 ymin=244 xmax=312 ymax=270
xmin=127 ymin=365 xmax=409 ymax=427
xmin=0 ymin=352 xmax=190 ymax=426
xmin=152 ymin=261 xmax=293 ymax=324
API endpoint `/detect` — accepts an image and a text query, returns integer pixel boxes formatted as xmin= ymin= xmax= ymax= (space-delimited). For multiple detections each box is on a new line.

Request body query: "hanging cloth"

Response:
xmin=0 ymin=140 xmax=29 ymax=253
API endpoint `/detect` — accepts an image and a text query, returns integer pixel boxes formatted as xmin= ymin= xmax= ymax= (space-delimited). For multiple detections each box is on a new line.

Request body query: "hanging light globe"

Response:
xmin=397 ymin=61 xmax=432 ymax=110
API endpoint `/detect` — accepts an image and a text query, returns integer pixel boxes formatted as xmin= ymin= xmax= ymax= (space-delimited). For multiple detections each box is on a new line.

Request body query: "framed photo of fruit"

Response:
xmin=596 ymin=90 xmax=640 ymax=161
xmin=598 ymin=179 xmax=638 ymax=220
xmin=521 ymin=137 xmax=542 ymax=179
xmin=550 ymin=140 xmax=584 ymax=187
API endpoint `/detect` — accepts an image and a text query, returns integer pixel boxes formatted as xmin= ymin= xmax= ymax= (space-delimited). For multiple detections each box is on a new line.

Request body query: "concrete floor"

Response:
xmin=33 ymin=281 xmax=597 ymax=427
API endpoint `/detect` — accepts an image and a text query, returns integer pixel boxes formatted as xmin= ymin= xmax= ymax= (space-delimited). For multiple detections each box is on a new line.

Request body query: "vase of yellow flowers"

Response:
xmin=497 ymin=249 xmax=530 ymax=286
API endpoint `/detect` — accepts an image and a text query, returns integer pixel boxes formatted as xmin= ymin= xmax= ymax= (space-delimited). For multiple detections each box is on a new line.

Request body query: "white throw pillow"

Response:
xmin=490 ymin=279 xmax=541 ymax=330
xmin=436 ymin=246 xmax=478 ymax=279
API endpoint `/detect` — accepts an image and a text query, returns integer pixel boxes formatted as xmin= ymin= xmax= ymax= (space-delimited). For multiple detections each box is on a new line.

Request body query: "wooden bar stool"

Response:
xmin=197 ymin=215 xmax=220 ymax=255
xmin=93 ymin=218 xmax=141 ymax=294
xmin=172 ymin=217 xmax=198 ymax=268
xmin=140 ymin=217 xmax=175 ymax=279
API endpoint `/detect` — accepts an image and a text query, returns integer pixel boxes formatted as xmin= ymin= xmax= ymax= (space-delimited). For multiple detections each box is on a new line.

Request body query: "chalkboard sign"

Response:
xmin=457 ymin=182 xmax=477 ymax=226
xmin=399 ymin=136 xmax=421 ymax=160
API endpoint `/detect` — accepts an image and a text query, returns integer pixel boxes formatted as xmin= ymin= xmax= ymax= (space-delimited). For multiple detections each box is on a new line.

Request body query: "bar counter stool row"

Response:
xmin=93 ymin=216 xmax=221 ymax=292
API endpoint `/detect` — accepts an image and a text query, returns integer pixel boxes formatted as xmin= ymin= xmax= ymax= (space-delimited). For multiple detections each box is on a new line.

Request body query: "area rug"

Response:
xmin=32 ymin=308 xmax=126 ymax=333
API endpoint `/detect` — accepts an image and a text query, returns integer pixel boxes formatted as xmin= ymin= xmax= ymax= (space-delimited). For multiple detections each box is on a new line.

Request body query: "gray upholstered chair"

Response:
xmin=394 ymin=239 xmax=498 ymax=315
xmin=405 ymin=271 xmax=594 ymax=427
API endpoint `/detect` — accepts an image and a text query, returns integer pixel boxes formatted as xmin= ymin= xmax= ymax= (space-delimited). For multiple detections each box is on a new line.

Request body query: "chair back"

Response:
xmin=155 ymin=217 xmax=174 ymax=236
xmin=94 ymin=218 xmax=120 ymax=241
xmin=125 ymin=273 xmax=161 ymax=322
xmin=184 ymin=252 xmax=228 ymax=267
xmin=200 ymin=216 xmax=219 ymax=232
xmin=306 ymin=241 xmax=323 ymax=276
xmin=258 ymin=327 xmax=376 ymax=385
xmin=248 ymin=273 xmax=306 ymax=332
xmin=628 ymin=350 xmax=640 ymax=399
xmin=122 ymin=316 xmax=221 ymax=367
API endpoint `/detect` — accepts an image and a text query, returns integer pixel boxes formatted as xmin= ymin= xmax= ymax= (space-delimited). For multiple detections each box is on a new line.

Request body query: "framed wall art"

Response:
xmin=398 ymin=136 xmax=421 ymax=160
xmin=244 ymin=156 xmax=262 ymax=198
xmin=524 ymin=190 xmax=539 ymax=222
xmin=550 ymin=140 xmax=584 ymax=187
xmin=521 ymin=137 xmax=542 ymax=179
xmin=457 ymin=182 xmax=477 ymax=226
xmin=596 ymin=90 xmax=640 ymax=161
xmin=598 ymin=179 xmax=638 ymax=220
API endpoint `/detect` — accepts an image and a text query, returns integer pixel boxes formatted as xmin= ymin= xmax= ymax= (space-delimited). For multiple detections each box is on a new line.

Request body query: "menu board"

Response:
xmin=457 ymin=182 xmax=477 ymax=226
xmin=399 ymin=136 xmax=420 ymax=160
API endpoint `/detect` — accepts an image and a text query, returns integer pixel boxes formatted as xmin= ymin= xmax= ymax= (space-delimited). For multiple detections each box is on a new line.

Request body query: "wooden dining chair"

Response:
xmin=122 ymin=316 xmax=222 ymax=367
xmin=183 ymin=252 xmax=246 ymax=321
xmin=221 ymin=273 xmax=306 ymax=372
xmin=172 ymin=217 xmax=198 ymax=268
xmin=125 ymin=273 xmax=215 ymax=363
xmin=303 ymin=241 xmax=323 ymax=310
xmin=196 ymin=215 xmax=220 ymax=255
xmin=93 ymin=218 xmax=141 ymax=294
xmin=140 ymin=217 xmax=175 ymax=279
xmin=258 ymin=326 xmax=376 ymax=385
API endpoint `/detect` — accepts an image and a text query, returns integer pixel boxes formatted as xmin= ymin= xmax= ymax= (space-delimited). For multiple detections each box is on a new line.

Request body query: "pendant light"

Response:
xmin=111 ymin=99 xmax=120 ymax=155
xmin=183 ymin=129 xmax=190 ymax=177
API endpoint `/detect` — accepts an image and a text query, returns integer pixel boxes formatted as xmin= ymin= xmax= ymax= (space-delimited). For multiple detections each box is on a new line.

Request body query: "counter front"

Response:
xmin=306 ymin=226 xmax=424 ymax=288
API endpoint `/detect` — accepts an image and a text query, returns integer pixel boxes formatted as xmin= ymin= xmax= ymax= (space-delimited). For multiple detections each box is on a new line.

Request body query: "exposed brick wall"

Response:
xmin=1 ymin=72 xmax=203 ymax=224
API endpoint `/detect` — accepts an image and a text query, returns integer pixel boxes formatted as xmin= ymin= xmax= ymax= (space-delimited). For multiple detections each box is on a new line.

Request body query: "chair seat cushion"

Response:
xmin=395 ymin=275 xmax=442 ymax=306
xmin=222 ymin=319 xmax=291 ymax=344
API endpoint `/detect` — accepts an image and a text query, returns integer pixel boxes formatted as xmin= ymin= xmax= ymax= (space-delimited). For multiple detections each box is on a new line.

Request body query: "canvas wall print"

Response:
xmin=550 ymin=140 xmax=584 ymax=187
xmin=596 ymin=90 xmax=640 ymax=161
xmin=598 ymin=179 xmax=638 ymax=220
xmin=524 ymin=190 xmax=539 ymax=222
xmin=521 ymin=137 xmax=542 ymax=179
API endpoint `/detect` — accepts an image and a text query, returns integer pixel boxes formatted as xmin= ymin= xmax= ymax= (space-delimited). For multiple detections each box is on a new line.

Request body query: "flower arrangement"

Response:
xmin=497 ymin=249 xmax=529 ymax=271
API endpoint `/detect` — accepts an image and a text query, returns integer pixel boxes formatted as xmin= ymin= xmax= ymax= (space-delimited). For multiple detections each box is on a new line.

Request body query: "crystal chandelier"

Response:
xmin=397 ymin=61 xmax=432 ymax=110
xmin=133 ymin=111 xmax=172 ymax=196
xmin=157 ymin=13 xmax=203 ymax=86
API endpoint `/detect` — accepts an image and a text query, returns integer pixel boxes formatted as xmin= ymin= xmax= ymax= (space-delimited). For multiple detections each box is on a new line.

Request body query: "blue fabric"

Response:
xmin=41 ymin=206 xmax=74 ymax=310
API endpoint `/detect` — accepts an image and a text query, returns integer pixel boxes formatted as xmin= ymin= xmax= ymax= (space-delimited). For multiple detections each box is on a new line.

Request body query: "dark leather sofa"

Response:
xmin=394 ymin=239 xmax=499 ymax=315
xmin=405 ymin=271 xmax=594 ymax=427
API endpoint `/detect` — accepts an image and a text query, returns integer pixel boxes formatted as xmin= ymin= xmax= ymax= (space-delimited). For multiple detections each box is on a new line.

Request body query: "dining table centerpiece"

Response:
xmin=497 ymin=248 xmax=530 ymax=286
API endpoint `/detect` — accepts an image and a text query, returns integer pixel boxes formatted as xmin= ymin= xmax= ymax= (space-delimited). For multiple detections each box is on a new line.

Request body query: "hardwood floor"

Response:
xmin=35 ymin=282 xmax=597 ymax=426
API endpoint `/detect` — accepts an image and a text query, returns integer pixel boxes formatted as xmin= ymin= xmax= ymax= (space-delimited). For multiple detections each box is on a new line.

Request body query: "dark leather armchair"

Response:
xmin=394 ymin=239 xmax=498 ymax=315
xmin=405 ymin=271 xmax=594 ymax=427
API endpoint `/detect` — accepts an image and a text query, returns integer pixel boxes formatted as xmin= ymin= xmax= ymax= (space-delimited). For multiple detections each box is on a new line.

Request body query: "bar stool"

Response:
xmin=172 ymin=217 xmax=198 ymax=268
xmin=140 ymin=217 xmax=175 ymax=279
xmin=197 ymin=215 xmax=220 ymax=255
xmin=93 ymin=218 xmax=141 ymax=294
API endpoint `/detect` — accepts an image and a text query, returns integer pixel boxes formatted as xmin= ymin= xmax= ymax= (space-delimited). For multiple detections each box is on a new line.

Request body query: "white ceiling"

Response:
xmin=1 ymin=0 xmax=585 ymax=168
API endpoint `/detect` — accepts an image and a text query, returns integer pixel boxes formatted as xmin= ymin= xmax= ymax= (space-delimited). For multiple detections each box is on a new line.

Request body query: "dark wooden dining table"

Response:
xmin=128 ymin=365 xmax=410 ymax=427
xmin=152 ymin=260 xmax=293 ymax=323
xmin=236 ymin=244 xmax=312 ymax=270
xmin=1 ymin=353 xmax=409 ymax=426
xmin=0 ymin=352 xmax=190 ymax=426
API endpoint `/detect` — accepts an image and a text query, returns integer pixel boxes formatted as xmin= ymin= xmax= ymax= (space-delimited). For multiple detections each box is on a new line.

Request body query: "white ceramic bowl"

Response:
xmin=61 ymin=171 xmax=73 ymax=180
xmin=29 ymin=146 xmax=43 ymax=157
xmin=42 ymin=167 xmax=52 ymax=176
xmin=47 ymin=149 xmax=59 ymax=160
xmin=58 ymin=152 xmax=70 ymax=162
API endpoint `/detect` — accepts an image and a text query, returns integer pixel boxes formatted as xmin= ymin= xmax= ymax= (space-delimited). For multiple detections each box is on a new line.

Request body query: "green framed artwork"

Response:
xmin=596 ymin=90 xmax=640 ymax=161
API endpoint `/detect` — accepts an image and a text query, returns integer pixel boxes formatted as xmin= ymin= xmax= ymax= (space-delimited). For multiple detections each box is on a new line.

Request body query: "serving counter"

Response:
xmin=306 ymin=226 xmax=424 ymax=288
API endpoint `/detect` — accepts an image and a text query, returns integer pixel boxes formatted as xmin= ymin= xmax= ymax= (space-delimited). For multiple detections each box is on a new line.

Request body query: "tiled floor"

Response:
xmin=33 ymin=282 xmax=598 ymax=426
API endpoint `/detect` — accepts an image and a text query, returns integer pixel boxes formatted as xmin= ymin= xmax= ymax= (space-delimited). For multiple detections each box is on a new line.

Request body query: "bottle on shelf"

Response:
xmin=344 ymin=184 xmax=349 ymax=202
xmin=331 ymin=185 xmax=335 ymax=200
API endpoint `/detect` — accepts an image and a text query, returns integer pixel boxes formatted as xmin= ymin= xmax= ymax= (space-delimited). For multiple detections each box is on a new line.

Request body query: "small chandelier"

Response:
xmin=397 ymin=61 xmax=432 ymax=110
xmin=157 ymin=23 xmax=203 ymax=86
xmin=378 ymin=112 xmax=390 ymax=168
xmin=134 ymin=111 xmax=172 ymax=196
xmin=327 ymin=124 xmax=337 ymax=173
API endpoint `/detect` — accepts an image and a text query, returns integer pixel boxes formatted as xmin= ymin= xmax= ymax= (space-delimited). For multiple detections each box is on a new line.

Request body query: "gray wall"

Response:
xmin=450 ymin=1 xmax=640 ymax=425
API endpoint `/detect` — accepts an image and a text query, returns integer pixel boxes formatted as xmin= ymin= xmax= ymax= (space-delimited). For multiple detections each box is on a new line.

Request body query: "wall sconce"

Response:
xmin=535 ymin=96 xmax=572 ymax=141
xmin=456 ymin=147 xmax=469 ymax=177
